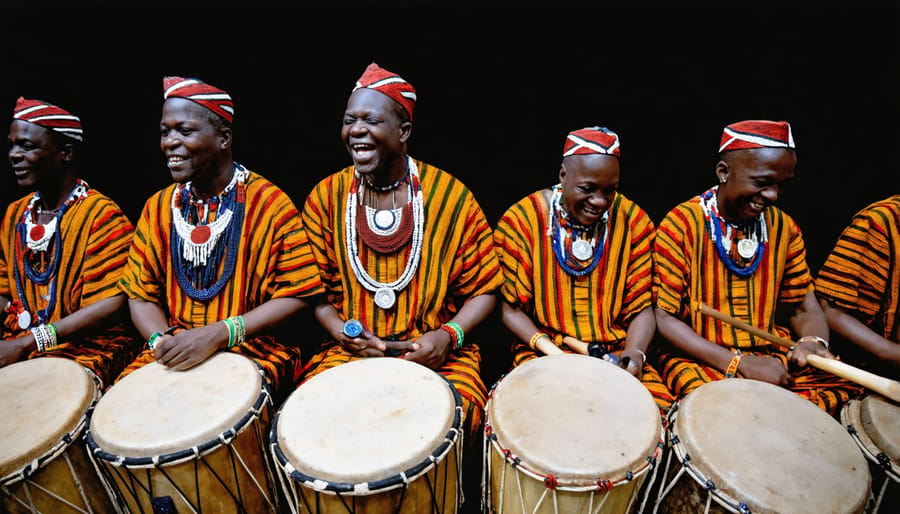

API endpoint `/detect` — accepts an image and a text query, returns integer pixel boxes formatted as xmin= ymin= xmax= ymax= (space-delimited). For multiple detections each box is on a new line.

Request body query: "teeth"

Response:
xmin=168 ymin=157 xmax=185 ymax=166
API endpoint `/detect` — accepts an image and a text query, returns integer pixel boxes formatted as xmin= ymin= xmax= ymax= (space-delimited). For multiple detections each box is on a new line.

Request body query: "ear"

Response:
xmin=398 ymin=121 xmax=412 ymax=144
xmin=715 ymin=159 xmax=728 ymax=184
xmin=218 ymin=126 xmax=233 ymax=150
xmin=60 ymin=143 xmax=75 ymax=163
xmin=558 ymin=162 xmax=567 ymax=184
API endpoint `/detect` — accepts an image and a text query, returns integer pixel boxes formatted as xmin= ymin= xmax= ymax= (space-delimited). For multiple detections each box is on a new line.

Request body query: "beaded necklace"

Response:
xmin=698 ymin=186 xmax=767 ymax=278
xmin=548 ymin=185 xmax=609 ymax=277
xmin=171 ymin=163 xmax=247 ymax=301
xmin=345 ymin=156 xmax=424 ymax=309
xmin=13 ymin=179 xmax=90 ymax=326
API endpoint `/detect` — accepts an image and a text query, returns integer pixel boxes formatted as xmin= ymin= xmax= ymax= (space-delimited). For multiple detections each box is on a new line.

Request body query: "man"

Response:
xmin=300 ymin=63 xmax=501 ymax=438
xmin=1 ymin=97 xmax=140 ymax=386
xmin=653 ymin=120 xmax=861 ymax=415
xmin=816 ymin=195 xmax=900 ymax=380
xmin=493 ymin=126 xmax=673 ymax=412
xmin=116 ymin=77 xmax=323 ymax=399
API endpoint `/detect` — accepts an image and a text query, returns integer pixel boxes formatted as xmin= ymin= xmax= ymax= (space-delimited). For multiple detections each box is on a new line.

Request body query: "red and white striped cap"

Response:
xmin=352 ymin=63 xmax=417 ymax=121
xmin=13 ymin=97 xmax=83 ymax=142
xmin=163 ymin=76 xmax=234 ymax=124
xmin=563 ymin=126 xmax=621 ymax=157
xmin=719 ymin=120 xmax=795 ymax=153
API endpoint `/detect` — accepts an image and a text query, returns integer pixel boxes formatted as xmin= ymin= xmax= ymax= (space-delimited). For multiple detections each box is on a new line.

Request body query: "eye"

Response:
xmin=603 ymin=185 xmax=618 ymax=195
xmin=179 ymin=128 xmax=193 ymax=136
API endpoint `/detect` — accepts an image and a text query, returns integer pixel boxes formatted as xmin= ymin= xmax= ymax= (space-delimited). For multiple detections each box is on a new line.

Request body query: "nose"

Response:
xmin=588 ymin=193 xmax=608 ymax=211
xmin=760 ymin=185 xmax=778 ymax=203
xmin=161 ymin=132 xmax=181 ymax=149
xmin=348 ymin=120 xmax=368 ymax=137
xmin=8 ymin=145 xmax=22 ymax=163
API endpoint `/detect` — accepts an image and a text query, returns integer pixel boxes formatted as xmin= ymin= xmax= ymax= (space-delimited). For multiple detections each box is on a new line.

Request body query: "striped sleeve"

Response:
xmin=494 ymin=197 xmax=538 ymax=308
xmin=653 ymin=202 xmax=699 ymax=319
xmin=450 ymin=189 xmax=502 ymax=300
xmin=619 ymin=202 xmax=655 ymax=322
xmin=301 ymin=175 xmax=344 ymax=305
xmin=0 ymin=202 xmax=14 ymax=298
xmin=118 ymin=190 xmax=169 ymax=304
xmin=776 ymin=211 xmax=814 ymax=303
xmin=79 ymin=195 xmax=134 ymax=306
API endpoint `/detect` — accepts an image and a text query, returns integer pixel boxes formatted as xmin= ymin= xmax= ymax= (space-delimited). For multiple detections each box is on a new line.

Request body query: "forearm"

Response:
xmin=820 ymin=298 xmax=900 ymax=363
xmin=790 ymin=291 xmax=829 ymax=339
xmin=314 ymin=301 xmax=347 ymax=340
xmin=500 ymin=300 xmax=543 ymax=344
xmin=623 ymin=307 xmax=655 ymax=353
xmin=448 ymin=294 xmax=496 ymax=335
xmin=52 ymin=295 xmax=126 ymax=340
xmin=127 ymin=299 xmax=172 ymax=340
xmin=655 ymin=307 xmax=735 ymax=371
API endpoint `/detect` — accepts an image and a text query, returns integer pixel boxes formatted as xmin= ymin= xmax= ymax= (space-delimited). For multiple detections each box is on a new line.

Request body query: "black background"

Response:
xmin=2 ymin=0 xmax=898 ymax=509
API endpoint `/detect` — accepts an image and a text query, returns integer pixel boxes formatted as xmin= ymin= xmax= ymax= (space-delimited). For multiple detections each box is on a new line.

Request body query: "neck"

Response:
xmin=367 ymin=155 xmax=408 ymax=189
xmin=191 ymin=160 xmax=235 ymax=200
xmin=37 ymin=173 xmax=79 ymax=211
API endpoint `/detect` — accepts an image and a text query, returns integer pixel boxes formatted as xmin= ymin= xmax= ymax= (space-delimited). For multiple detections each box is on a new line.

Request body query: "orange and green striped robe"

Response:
xmin=117 ymin=171 xmax=324 ymax=396
xmin=494 ymin=190 xmax=674 ymax=412
xmin=653 ymin=195 xmax=861 ymax=415
xmin=0 ymin=189 xmax=141 ymax=387
xmin=300 ymin=159 xmax=502 ymax=438
xmin=816 ymin=195 xmax=900 ymax=374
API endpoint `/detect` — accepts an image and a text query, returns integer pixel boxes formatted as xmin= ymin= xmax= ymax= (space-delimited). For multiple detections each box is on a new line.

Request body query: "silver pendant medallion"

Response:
xmin=374 ymin=287 xmax=396 ymax=309
xmin=737 ymin=238 xmax=758 ymax=259
xmin=572 ymin=239 xmax=594 ymax=261
xmin=17 ymin=310 xmax=31 ymax=330
xmin=373 ymin=210 xmax=396 ymax=230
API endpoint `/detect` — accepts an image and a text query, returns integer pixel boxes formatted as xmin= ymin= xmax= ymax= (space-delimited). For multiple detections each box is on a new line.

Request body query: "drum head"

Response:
xmin=860 ymin=395 xmax=900 ymax=463
xmin=488 ymin=354 xmax=661 ymax=483
xmin=89 ymin=352 xmax=262 ymax=458
xmin=0 ymin=358 xmax=96 ymax=478
xmin=276 ymin=358 xmax=457 ymax=484
xmin=674 ymin=379 xmax=870 ymax=514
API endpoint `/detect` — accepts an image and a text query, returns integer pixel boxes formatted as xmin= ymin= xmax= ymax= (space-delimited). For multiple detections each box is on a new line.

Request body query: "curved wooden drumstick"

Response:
xmin=695 ymin=301 xmax=900 ymax=403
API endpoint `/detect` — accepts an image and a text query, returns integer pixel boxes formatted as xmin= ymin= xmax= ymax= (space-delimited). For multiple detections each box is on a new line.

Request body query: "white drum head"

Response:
xmin=488 ymin=354 xmax=661 ymax=483
xmin=674 ymin=379 xmax=870 ymax=513
xmin=89 ymin=352 xmax=262 ymax=458
xmin=276 ymin=358 xmax=457 ymax=484
xmin=0 ymin=358 xmax=96 ymax=478
xmin=860 ymin=394 xmax=900 ymax=463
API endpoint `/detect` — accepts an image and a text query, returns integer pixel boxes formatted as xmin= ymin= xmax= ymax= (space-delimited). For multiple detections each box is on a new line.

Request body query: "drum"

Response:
xmin=270 ymin=357 xmax=463 ymax=513
xmin=842 ymin=394 xmax=900 ymax=513
xmin=655 ymin=379 xmax=871 ymax=514
xmin=483 ymin=354 xmax=663 ymax=514
xmin=0 ymin=357 xmax=114 ymax=514
xmin=86 ymin=352 xmax=277 ymax=513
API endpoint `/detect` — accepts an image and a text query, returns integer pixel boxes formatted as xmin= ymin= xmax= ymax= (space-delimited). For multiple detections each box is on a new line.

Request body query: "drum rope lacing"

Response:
xmin=86 ymin=362 xmax=276 ymax=514
xmin=482 ymin=379 xmax=664 ymax=514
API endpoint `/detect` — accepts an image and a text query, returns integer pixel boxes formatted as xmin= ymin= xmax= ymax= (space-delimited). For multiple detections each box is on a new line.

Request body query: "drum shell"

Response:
xmin=841 ymin=396 xmax=900 ymax=512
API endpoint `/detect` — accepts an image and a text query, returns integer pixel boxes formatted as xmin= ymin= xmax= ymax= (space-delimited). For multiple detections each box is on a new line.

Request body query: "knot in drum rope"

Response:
xmin=543 ymin=474 xmax=558 ymax=489
xmin=877 ymin=453 xmax=893 ymax=470
xmin=596 ymin=479 xmax=613 ymax=491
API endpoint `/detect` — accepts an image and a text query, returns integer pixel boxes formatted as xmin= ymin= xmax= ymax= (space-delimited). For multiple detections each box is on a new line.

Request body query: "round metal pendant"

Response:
xmin=373 ymin=210 xmax=396 ymax=230
xmin=17 ymin=310 xmax=31 ymax=330
xmin=737 ymin=238 xmax=758 ymax=259
xmin=374 ymin=287 xmax=396 ymax=309
xmin=572 ymin=239 xmax=594 ymax=261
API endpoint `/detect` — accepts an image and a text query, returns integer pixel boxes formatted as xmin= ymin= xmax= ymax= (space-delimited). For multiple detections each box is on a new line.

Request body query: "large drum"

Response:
xmin=483 ymin=354 xmax=663 ymax=514
xmin=87 ymin=352 xmax=277 ymax=513
xmin=270 ymin=357 xmax=463 ymax=513
xmin=0 ymin=357 xmax=114 ymax=513
xmin=655 ymin=379 xmax=871 ymax=514
xmin=842 ymin=394 xmax=900 ymax=513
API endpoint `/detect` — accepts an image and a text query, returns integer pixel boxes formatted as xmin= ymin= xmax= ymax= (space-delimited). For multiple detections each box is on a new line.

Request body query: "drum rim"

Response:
xmin=0 ymin=365 xmax=101 ymax=487
xmin=841 ymin=397 xmax=900 ymax=483
xmin=85 ymin=360 xmax=271 ymax=469
xmin=269 ymin=371 xmax=463 ymax=496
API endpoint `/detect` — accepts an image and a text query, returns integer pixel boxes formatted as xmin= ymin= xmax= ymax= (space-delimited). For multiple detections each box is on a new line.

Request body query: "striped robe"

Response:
xmin=653 ymin=195 xmax=861 ymax=415
xmin=494 ymin=190 xmax=674 ymax=412
xmin=0 ymin=188 xmax=141 ymax=387
xmin=300 ymin=159 xmax=502 ymax=438
xmin=117 ymin=171 xmax=324 ymax=396
xmin=816 ymin=195 xmax=900 ymax=374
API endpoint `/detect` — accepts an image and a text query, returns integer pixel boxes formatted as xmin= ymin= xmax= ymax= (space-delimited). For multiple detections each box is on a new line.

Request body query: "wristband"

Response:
xmin=529 ymin=332 xmax=550 ymax=351
xmin=147 ymin=331 xmax=163 ymax=350
xmin=30 ymin=323 xmax=57 ymax=352
xmin=222 ymin=316 xmax=246 ymax=348
xmin=800 ymin=335 xmax=830 ymax=352
xmin=440 ymin=322 xmax=464 ymax=350
xmin=725 ymin=353 xmax=743 ymax=378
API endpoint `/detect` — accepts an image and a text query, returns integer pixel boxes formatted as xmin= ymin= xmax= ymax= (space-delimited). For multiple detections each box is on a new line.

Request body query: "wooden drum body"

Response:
xmin=656 ymin=379 xmax=871 ymax=514
xmin=270 ymin=358 xmax=463 ymax=514
xmin=87 ymin=352 xmax=276 ymax=513
xmin=842 ymin=395 xmax=900 ymax=513
xmin=484 ymin=354 xmax=663 ymax=514
xmin=0 ymin=357 xmax=114 ymax=514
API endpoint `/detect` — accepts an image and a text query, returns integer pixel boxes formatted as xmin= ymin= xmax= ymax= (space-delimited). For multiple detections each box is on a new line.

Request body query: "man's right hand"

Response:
xmin=736 ymin=354 xmax=794 ymax=387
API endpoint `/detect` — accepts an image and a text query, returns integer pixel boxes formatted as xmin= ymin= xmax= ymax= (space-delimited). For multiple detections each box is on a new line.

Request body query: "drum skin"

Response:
xmin=0 ymin=357 xmax=114 ymax=514
xmin=485 ymin=354 xmax=662 ymax=514
xmin=88 ymin=352 xmax=273 ymax=514
xmin=272 ymin=358 xmax=461 ymax=514
xmin=659 ymin=379 xmax=870 ymax=514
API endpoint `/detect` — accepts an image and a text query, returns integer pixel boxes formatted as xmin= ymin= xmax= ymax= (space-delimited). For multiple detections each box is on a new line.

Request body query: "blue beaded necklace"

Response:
xmin=13 ymin=180 xmax=89 ymax=325
xmin=549 ymin=185 xmax=608 ymax=277
xmin=171 ymin=163 xmax=246 ymax=301
xmin=699 ymin=186 xmax=767 ymax=278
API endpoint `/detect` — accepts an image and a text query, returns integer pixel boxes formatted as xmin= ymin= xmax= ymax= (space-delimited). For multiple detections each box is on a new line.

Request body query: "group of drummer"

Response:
xmin=2 ymin=63 xmax=897 ymax=444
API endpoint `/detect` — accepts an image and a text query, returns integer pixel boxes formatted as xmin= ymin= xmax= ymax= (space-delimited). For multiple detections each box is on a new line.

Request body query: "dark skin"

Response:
xmin=129 ymin=98 xmax=307 ymax=371
xmin=500 ymin=153 xmax=653 ymax=378
xmin=656 ymin=147 xmax=834 ymax=387
xmin=819 ymin=298 xmax=900 ymax=374
xmin=1 ymin=120 xmax=127 ymax=367
xmin=316 ymin=88 xmax=496 ymax=370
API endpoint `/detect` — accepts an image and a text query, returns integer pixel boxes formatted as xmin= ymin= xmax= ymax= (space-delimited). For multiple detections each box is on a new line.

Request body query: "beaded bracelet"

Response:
xmin=222 ymin=316 xmax=246 ymax=348
xmin=529 ymin=332 xmax=550 ymax=351
xmin=725 ymin=353 xmax=743 ymax=378
xmin=440 ymin=322 xmax=464 ymax=350
xmin=147 ymin=331 xmax=163 ymax=350
xmin=30 ymin=323 xmax=57 ymax=352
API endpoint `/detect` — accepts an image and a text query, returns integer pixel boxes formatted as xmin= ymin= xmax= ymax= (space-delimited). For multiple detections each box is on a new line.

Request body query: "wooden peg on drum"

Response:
xmin=694 ymin=300 xmax=900 ymax=403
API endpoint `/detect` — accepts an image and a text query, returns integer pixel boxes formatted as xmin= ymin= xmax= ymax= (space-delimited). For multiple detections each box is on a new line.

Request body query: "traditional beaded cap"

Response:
xmin=562 ymin=126 xmax=620 ymax=157
xmin=163 ymin=76 xmax=234 ymax=124
xmin=13 ymin=97 xmax=83 ymax=142
xmin=352 ymin=63 xmax=417 ymax=121
xmin=719 ymin=120 xmax=795 ymax=153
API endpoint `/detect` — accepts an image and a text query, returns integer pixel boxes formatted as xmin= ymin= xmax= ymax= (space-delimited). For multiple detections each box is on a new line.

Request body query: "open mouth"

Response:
xmin=167 ymin=156 xmax=187 ymax=168
xmin=351 ymin=144 xmax=376 ymax=159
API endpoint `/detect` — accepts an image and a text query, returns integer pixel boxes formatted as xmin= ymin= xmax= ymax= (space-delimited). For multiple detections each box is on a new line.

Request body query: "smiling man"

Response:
xmin=493 ymin=126 xmax=674 ymax=413
xmin=0 ymin=97 xmax=140 ymax=386
xmin=116 ymin=77 xmax=323 ymax=400
xmin=300 ymin=63 xmax=501 ymax=439
xmin=653 ymin=120 xmax=860 ymax=415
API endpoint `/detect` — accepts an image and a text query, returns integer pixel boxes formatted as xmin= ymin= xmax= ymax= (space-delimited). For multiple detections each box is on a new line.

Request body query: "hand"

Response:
xmin=736 ymin=354 xmax=794 ymax=387
xmin=335 ymin=325 xmax=389 ymax=357
xmin=787 ymin=337 xmax=834 ymax=368
xmin=153 ymin=324 xmax=226 ymax=371
xmin=404 ymin=329 xmax=453 ymax=370
xmin=0 ymin=336 xmax=34 ymax=367
xmin=620 ymin=349 xmax=644 ymax=380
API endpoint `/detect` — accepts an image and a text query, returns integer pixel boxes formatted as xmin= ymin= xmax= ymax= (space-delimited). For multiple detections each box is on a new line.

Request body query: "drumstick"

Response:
xmin=695 ymin=301 xmax=900 ymax=403
xmin=534 ymin=336 xmax=565 ymax=356
xmin=562 ymin=336 xmax=589 ymax=355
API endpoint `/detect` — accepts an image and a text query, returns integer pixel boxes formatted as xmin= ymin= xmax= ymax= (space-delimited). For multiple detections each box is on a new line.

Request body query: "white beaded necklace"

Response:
xmin=345 ymin=156 xmax=424 ymax=309
xmin=171 ymin=167 xmax=245 ymax=266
